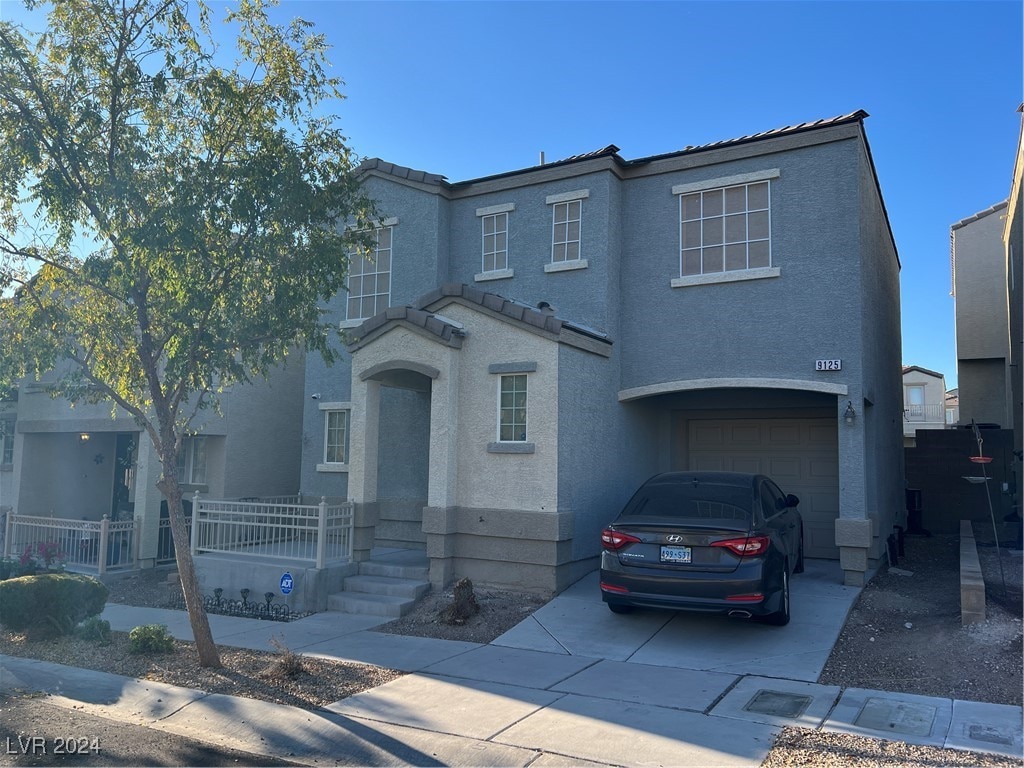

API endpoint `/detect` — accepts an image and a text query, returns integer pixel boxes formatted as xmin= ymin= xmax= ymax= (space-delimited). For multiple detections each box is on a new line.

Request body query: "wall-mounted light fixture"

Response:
xmin=844 ymin=401 xmax=856 ymax=425
xmin=79 ymin=433 xmax=91 ymax=444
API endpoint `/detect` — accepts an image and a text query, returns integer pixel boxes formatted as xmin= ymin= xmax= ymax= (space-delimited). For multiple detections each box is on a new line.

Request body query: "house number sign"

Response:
xmin=815 ymin=359 xmax=842 ymax=371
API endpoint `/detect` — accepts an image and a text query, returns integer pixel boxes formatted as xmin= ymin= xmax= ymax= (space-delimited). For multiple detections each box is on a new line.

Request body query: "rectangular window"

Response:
xmin=482 ymin=212 xmax=509 ymax=273
xmin=324 ymin=410 xmax=349 ymax=464
xmin=0 ymin=417 xmax=13 ymax=465
xmin=347 ymin=226 xmax=392 ymax=321
xmin=177 ymin=437 xmax=208 ymax=485
xmin=905 ymin=385 xmax=925 ymax=420
xmin=498 ymin=374 xmax=528 ymax=442
xmin=551 ymin=200 xmax=582 ymax=263
xmin=680 ymin=180 xmax=771 ymax=276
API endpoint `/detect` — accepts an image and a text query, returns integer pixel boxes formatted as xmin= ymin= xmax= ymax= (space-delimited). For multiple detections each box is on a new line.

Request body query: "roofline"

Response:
xmin=951 ymin=200 xmax=1009 ymax=231
xmin=902 ymin=365 xmax=945 ymax=379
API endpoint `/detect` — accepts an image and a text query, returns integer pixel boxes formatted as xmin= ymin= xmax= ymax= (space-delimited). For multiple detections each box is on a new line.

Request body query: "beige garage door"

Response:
xmin=686 ymin=418 xmax=839 ymax=559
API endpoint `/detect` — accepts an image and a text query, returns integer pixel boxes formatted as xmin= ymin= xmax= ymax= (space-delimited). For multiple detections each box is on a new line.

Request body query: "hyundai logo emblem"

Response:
xmin=666 ymin=534 xmax=684 ymax=544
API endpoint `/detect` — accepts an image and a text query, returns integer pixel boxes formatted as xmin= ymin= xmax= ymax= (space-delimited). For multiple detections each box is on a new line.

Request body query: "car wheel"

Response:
xmin=794 ymin=530 xmax=805 ymax=574
xmin=608 ymin=603 xmax=634 ymax=615
xmin=762 ymin=567 xmax=791 ymax=626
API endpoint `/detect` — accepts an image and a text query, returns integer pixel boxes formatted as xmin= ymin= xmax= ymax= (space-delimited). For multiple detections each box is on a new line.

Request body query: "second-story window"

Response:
xmin=498 ymin=374 xmax=528 ymax=442
xmin=1 ymin=416 xmax=14 ymax=466
xmin=482 ymin=212 xmax=508 ymax=272
xmin=551 ymin=200 xmax=582 ymax=263
xmin=679 ymin=180 xmax=771 ymax=276
xmin=347 ymin=225 xmax=392 ymax=321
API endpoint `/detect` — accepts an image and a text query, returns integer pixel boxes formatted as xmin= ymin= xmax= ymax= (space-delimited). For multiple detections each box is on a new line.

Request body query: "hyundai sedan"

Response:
xmin=600 ymin=471 xmax=803 ymax=625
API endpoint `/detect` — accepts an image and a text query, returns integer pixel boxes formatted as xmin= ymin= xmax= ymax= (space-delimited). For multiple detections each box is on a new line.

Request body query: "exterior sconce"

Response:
xmin=844 ymin=401 xmax=856 ymax=425
xmin=79 ymin=433 xmax=91 ymax=444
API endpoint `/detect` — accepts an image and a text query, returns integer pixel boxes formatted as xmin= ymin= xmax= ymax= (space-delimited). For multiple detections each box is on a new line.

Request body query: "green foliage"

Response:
xmin=0 ymin=557 xmax=22 ymax=581
xmin=74 ymin=615 xmax=112 ymax=644
xmin=129 ymin=623 xmax=176 ymax=654
xmin=0 ymin=573 xmax=108 ymax=637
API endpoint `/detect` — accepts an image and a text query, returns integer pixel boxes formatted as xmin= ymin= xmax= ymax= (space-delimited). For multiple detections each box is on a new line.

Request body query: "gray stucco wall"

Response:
xmin=954 ymin=206 xmax=1010 ymax=361
xmin=619 ymin=139 xmax=864 ymax=392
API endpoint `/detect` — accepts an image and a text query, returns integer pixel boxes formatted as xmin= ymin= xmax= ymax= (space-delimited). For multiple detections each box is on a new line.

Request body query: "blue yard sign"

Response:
xmin=280 ymin=572 xmax=294 ymax=595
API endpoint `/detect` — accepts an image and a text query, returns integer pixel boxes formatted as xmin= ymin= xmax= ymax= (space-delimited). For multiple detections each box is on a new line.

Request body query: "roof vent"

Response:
xmin=537 ymin=301 xmax=557 ymax=315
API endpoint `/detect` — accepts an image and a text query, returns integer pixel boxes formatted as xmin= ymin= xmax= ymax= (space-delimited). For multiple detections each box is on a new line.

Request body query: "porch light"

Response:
xmin=844 ymin=401 xmax=856 ymax=424
xmin=79 ymin=433 xmax=90 ymax=443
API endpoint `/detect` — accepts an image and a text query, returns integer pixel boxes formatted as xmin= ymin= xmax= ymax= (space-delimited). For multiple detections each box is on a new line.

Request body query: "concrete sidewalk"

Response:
xmin=1 ymin=561 xmax=1021 ymax=766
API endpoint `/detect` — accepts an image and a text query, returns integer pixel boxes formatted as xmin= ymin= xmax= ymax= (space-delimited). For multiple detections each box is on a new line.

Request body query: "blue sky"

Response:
xmin=3 ymin=0 xmax=1021 ymax=387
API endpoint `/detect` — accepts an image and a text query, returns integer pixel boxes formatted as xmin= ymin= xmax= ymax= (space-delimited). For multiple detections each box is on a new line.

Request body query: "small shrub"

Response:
xmin=263 ymin=636 xmax=306 ymax=679
xmin=74 ymin=616 xmax=112 ymax=644
xmin=0 ymin=558 xmax=20 ymax=581
xmin=129 ymin=624 xmax=176 ymax=654
xmin=0 ymin=573 xmax=108 ymax=637
xmin=440 ymin=577 xmax=479 ymax=625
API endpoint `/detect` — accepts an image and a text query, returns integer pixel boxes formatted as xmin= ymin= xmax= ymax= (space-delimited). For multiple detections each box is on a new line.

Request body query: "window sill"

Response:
xmin=317 ymin=463 xmax=350 ymax=473
xmin=544 ymin=259 xmax=588 ymax=274
xmin=0 ymin=464 xmax=11 ymax=472
xmin=671 ymin=266 xmax=780 ymax=288
xmin=475 ymin=268 xmax=514 ymax=282
xmin=487 ymin=442 xmax=535 ymax=454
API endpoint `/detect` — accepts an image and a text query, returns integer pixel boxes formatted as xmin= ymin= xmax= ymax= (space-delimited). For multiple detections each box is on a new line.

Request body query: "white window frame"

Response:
xmin=671 ymin=170 xmax=781 ymax=288
xmin=545 ymin=189 xmax=589 ymax=272
xmin=0 ymin=417 xmax=13 ymax=466
xmin=497 ymin=374 xmax=528 ymax=443
xmin=343 ymin=218 xmax=397 ymax=325
xmin=177 ymin=436 xmax=208 ymax=485
xmin=476 ymin=203 xmax=514 ymax=281
xmin=317 ymin=401 xmax=351 ymax=472
xmin=905 ymin=385 xmax=926 ymax=420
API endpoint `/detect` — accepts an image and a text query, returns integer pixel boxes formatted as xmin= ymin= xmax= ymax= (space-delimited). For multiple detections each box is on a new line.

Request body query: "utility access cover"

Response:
xmin=968 ymin=725 xmax=1014 ymax=746
xmin=855 ymin=698 xmax=936 ymax=736
xmin=743 ymin=690 xmax=812 ymax=719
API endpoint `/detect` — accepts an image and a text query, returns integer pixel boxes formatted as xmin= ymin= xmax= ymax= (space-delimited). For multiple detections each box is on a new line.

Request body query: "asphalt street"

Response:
xmin=0 ymin=694 xmax=298 ymax=767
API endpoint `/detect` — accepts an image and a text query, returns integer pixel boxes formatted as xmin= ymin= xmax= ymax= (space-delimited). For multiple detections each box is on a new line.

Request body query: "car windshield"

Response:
xmin=620 ymin=482 xmax=753 ymax=523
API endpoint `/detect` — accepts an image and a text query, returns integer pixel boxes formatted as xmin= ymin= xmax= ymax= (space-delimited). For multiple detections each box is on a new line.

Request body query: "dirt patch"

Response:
xmin=819 ymin=530 xmax=1022 ymax=706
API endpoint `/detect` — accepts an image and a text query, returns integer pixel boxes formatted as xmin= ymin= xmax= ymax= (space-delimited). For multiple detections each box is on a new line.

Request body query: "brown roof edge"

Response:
xmin=903 ymin=364 xmax=945 ymax=379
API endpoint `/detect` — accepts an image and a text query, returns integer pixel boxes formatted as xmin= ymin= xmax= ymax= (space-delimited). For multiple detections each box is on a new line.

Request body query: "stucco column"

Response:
xmin=347 ymin=376 xmax=380 ymax=562
xmin=836 ymin=392 xmax=871 ymax=586
xmin=424 ymin=348 xmax=459 ymax=588
xmin=132 ymin=436 xmax=165 ymax=568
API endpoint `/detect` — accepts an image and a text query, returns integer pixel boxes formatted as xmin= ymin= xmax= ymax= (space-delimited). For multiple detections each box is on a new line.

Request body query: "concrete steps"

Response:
xmin=327 ymin=549 xmax=430 ymax=619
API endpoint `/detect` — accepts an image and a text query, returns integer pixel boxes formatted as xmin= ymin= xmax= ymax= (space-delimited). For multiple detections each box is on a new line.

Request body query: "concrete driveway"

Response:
xmin=490 ymin=559 xmax=861 ymax=682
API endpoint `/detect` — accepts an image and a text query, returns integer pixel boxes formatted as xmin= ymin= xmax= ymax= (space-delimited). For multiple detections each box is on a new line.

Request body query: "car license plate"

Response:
xmin=660 ymin=545 xmax=691 ymax=564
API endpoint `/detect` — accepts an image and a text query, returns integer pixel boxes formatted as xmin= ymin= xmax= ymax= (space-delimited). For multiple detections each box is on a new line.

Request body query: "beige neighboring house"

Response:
xmin=951 ymin=201 xmax=1013 ymax=430
xmin=902 ymin=365 xmax=949 ymax=446
xmin=945 ymin=388 xmax=960 ymax=427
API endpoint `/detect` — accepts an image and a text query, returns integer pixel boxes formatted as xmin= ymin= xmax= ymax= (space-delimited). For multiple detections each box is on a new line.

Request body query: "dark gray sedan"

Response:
xmin=600 ymin=471 xmax=804 ymax=625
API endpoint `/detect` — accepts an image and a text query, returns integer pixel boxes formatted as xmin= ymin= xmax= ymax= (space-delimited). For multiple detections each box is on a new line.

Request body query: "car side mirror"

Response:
xmin=786 ymin=494 xmax=800 ymax=508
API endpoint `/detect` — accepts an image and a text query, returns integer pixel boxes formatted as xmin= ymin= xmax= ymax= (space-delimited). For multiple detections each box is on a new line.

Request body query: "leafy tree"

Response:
xmin=0 ymin=0 xmax=376 ymax=666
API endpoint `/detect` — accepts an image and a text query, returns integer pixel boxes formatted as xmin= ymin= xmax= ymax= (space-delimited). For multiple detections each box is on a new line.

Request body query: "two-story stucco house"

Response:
xmin=902 ymin=365 xmax=950 ymax=446
xmin=300 ymin=110 xmax=904 ymax=590
xmin=951 ymin=201 xmax=1015 ymax=430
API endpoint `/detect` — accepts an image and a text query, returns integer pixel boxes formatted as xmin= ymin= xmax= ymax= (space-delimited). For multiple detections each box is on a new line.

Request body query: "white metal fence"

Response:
xmin=3 ymin=514 xmax=137 ymax=575
xmin=191 ymin=494 xmax=353 ymax=568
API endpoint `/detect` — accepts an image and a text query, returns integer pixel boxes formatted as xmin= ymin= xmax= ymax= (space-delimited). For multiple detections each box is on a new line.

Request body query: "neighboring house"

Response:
xmin=5 ymin=359 xmax=305 ymax=566
xmin=300 ymin=110 xmax=904 ymax=590
xmin=945 ymin=388 xmax=960 ymax=427
xmin=901 ymin=365 xmax=949 ymax=446
xmin=1004 ymin=104 xmax=1024 ymax=466
xmin=951 ymin=201 xmax=1013 ymax=429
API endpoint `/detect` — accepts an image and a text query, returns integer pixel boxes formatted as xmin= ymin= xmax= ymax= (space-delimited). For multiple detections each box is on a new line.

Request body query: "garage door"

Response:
xmin=686 ymin=418 xmax=839 ymax=559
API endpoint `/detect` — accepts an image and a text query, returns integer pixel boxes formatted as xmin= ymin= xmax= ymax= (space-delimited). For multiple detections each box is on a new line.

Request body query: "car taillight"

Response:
xmin=601 ymin=528 xmax=641 ymax=551
xmin=711 ymin=535 xmax=770 ymax=557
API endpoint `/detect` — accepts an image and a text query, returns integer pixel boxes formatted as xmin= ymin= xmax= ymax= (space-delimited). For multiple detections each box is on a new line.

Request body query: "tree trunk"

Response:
xmin=159 ymin=478 xmax=221 ymax=668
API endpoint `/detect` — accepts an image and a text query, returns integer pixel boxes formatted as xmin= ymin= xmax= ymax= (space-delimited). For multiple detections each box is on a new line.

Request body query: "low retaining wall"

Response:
xmin=960 ymin=519 xmax=986 ymax=625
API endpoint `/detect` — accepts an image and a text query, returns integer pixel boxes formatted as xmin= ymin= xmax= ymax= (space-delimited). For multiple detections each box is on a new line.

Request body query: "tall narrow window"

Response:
xmin=482 ymin=212 xmax=509 ymax=273
xmin=347 ymin=225 xmax=392 ymax=321
xmin=499 ymin=374 xmax=528 ymax=442
xmin=905 ymin=385 xmax=925 ymax=421
xmin=551 ymin=200 xmax=582 ymax=263
xmin=177 ymin=437 xmax=208 ymax=485
xmin=0 ymin=417 xmax=13 ymax=465
xmin=324 ymin=410 xmax=349 ymax=464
